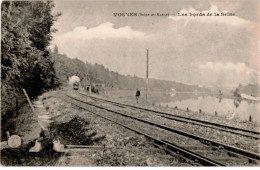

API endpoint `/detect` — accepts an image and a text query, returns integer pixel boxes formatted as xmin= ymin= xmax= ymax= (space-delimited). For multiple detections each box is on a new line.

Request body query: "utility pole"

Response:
xmin=146 ymin=49 xmax=149 ymax=103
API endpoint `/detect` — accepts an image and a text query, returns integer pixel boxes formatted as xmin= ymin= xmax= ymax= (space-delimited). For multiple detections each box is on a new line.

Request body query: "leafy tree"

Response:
xmin=233 ymin=88 xmax=241 ymax=97
xmin=1 ymin=1 xmax=61 ymax=119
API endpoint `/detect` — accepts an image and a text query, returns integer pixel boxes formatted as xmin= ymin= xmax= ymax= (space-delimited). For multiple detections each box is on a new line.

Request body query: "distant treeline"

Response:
xmin=1 ymin=1 xmax=60 ymax=120
xmin=52 ymin=51 xmax=209 ymax=92
xmin=237 ymin=84 xmax=260 ymax=96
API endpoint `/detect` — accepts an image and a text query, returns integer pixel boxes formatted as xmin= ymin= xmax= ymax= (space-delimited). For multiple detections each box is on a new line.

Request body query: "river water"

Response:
xmin=158 ymin=93 xmax=260 ymax=124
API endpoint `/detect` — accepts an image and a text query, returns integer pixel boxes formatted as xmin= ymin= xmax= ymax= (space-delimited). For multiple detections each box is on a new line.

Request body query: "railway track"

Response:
xmin=66 ymin=92 xmax=260 ymax=166
xmin=77 ymin=91 xmax=260 ymax=140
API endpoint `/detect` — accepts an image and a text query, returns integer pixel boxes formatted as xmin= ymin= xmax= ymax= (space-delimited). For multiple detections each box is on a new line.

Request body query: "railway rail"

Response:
xmin=66 ymin=95 xmax=224 ymax=166
xmin=66 ymin=93 xmax=260 ymax=166
xmin=77 ymin=91 xmax=260 ymax=140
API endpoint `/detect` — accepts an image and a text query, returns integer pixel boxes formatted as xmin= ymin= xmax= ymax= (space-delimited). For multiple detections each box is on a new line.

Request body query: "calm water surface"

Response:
xmin=158 ymin=93 xmax=260 ymax=124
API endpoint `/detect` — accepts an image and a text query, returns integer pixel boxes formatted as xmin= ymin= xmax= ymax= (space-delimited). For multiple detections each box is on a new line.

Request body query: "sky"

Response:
xmin=52 ymin=0 xmax=260 ymax=87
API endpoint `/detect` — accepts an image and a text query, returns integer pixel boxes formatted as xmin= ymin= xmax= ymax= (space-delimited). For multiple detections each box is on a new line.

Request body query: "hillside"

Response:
xmin=238 ymin=84 xmax=260 ymax=96
xmin=51 ymin=52 xmax=209 ymax=92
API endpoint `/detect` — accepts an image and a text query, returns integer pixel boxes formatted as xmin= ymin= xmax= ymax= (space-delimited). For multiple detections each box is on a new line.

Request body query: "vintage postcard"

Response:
xmin=1 ymin=0 xmax=260 ymax=166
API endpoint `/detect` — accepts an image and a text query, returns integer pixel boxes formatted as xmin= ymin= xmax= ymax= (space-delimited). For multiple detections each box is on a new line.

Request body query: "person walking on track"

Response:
xmin=136 ymin=88 xmax=140 ymax=103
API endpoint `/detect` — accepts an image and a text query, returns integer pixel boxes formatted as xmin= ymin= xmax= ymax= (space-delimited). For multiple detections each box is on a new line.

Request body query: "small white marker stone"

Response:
xmin=7 ymin=135 xmax=22 ymax=148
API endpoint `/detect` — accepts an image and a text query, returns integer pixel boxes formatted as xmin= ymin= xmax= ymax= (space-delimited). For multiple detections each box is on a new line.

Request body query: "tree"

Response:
xmin=233 ymin=88 xmax=241 ymax=97
xmin=1 ymin=1 xmax=61 ymax=118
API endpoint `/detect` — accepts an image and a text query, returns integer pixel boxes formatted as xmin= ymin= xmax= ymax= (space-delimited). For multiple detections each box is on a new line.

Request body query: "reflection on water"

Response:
xmin=233 ymin=99 xmax=241 ymax=108
xmin=159 ymin=93 xmax=260 ymax=124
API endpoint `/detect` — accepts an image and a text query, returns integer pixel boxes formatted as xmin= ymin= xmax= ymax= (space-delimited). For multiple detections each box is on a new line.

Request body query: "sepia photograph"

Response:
xmin=1 ymin=0 xmax=260 ymax=166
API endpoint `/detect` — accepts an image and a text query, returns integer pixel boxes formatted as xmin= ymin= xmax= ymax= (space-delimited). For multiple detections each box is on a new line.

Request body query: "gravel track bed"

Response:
xmin=72 ymin=101 xmax=250 ymax=166
xmin=108 ymin=104 xmax=260 ymax=154
xmin=43 ymin=90 xmax=182 ymax=166
xmin=76 ymin=94 xmax=260 ymax=154
xmin=99 ymin=92 xmax=260 ymax=131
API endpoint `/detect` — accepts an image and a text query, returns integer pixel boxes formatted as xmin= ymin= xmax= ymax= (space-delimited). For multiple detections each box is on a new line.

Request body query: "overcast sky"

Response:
xmin=52 ymin=0 xmax=260 ymax=87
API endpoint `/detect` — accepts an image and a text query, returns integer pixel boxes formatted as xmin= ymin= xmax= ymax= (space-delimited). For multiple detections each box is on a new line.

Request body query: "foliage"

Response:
xmin=232 ymin=83 xmax=260 ymax=97
xmin=237 ymin=83 xmax=260 ymax=96
xmin=52 ymin=52 xmax=209 ymax=92
xmin=1 ymin=1 xmax=61 ymax=119
xmin=233 ymin=88 xmax=241 ymax=98
xmin=50 ymin=117 xmax=105 ymax=145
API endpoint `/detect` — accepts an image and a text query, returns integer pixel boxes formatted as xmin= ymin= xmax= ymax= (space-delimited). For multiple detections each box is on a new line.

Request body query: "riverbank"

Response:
xmin=102 ymin=89 xmax=260 ymax=132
